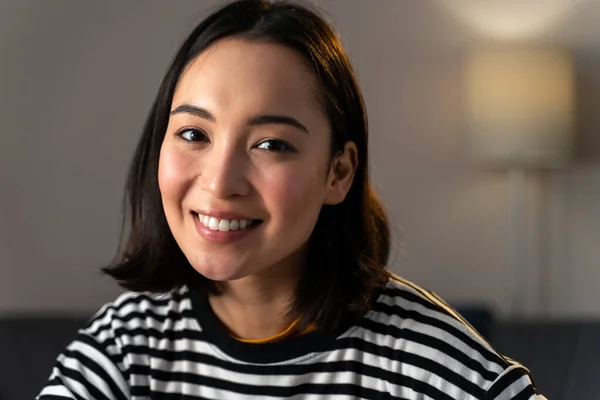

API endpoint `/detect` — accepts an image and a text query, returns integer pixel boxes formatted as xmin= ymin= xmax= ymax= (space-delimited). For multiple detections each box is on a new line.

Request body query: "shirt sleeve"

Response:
xmin=484 ymin=364 xmax=546 ymax=400
xmin=36 ymin=327 xmax=130 ymax=400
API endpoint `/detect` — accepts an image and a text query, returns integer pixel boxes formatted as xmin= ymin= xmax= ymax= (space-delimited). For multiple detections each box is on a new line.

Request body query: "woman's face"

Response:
xmin=158 ymin=38 xmax=355 ymax=284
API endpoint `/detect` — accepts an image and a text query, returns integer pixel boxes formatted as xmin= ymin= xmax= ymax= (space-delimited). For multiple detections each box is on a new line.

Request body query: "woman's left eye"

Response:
xmin=255 ymin=139 xmax=296 ymax=153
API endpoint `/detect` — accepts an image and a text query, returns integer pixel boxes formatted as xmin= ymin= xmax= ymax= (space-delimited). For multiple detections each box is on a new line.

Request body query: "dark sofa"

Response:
xmin=1 ymin=312 xmax=598 ymax=399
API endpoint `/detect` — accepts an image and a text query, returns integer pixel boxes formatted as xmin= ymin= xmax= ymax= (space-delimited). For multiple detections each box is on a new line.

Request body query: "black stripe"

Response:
xmin=511 ymin=385 xmax=536 ymax=400
xmin=361 ymin=316 xmax=499 ymax=381
xmin=63 ymin=346 xmax=128 ymax=400
xmin=484 ymin=368 xmax=530 ymax=399
xmin=512 ymin=384 xmax=537 ymax=400
xmin=130 ymin=383 xmax=150 ymax=397
xmin=373 ymin=290 xmax=505 ymax=367
xmin=115 ymin=325 xmax=204 ymax=341
xmin=37 ymin=396 xmax=75 ymax=400
xmin=150 ymin=394 xmax=214 ymax=400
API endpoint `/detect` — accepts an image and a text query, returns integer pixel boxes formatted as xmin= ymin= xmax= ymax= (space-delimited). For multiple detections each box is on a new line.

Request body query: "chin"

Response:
xmin=191 ymin=262 xmax=251 ymax=282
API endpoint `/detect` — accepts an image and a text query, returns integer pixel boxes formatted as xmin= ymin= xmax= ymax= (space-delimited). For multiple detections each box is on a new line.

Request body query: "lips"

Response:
xmin=191 ymin=211 xmax=262 ymax=244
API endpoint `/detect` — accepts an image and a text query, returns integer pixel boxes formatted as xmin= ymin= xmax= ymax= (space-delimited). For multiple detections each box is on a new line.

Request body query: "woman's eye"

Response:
xmin=177 ymin=128 xmax=209 ymax=142
xmin=255 ymin=139 xmax=295 ymax=152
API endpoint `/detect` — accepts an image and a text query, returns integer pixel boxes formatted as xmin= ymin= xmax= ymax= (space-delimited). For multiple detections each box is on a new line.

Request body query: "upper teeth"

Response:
xmin=198 ymin=214 xmax=253 ymax=232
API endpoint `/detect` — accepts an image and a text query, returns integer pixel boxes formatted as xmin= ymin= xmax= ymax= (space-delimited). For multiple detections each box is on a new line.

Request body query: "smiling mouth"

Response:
xmin=194 ymin=212 xmax=262 ymax=232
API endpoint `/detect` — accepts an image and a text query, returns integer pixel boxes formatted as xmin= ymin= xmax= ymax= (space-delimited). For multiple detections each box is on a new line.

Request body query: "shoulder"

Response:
xmin=379 ymin=275 xmax=496 ymax=340
xmin=359 ymin=274 xmax=537 ymax=397
xmin=375 ymin=274 xmax=503 ymax=358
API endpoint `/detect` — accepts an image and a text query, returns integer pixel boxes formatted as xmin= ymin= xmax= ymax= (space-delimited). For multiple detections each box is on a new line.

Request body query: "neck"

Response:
xmin=208 ymin=254 xmax=305 ymax=341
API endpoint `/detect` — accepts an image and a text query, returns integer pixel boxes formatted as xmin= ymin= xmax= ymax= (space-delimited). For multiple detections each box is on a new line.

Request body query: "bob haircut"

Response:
xmin=104 ymin=0 xmax=392 ymax=332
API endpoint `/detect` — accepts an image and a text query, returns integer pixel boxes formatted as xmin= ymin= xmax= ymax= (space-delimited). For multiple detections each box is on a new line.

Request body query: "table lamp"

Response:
xmin=464 ymin=48 xmax=575 ymax=316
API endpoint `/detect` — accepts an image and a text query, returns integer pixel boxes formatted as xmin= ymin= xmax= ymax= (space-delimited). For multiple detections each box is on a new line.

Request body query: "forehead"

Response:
xmin=173 ymin=38 xmax=322 ymax=115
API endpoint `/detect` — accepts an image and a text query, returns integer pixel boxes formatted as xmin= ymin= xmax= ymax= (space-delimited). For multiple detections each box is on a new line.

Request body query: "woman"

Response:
xmin=38 ymin=1 xmax=544 ymax=399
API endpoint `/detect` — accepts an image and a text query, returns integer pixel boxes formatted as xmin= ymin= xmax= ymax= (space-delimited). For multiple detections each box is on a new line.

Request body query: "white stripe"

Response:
xmin=36 ymin=384 xmax=78 ymax=399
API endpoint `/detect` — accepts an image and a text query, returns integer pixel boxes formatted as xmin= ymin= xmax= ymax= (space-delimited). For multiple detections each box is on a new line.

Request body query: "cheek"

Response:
xmin=158 ymin=144 xmax=192 ymax=205
xmin=266 ymin=163 xmax=328 ymax=222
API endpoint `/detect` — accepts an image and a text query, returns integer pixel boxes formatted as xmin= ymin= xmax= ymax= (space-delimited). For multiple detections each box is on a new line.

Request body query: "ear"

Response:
xmin=323 ymin=141 xmax=358 ymax=205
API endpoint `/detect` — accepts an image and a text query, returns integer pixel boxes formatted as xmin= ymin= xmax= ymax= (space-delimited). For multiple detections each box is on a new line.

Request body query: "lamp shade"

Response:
xmin=465 ymin=48 xmax=575 ymax=169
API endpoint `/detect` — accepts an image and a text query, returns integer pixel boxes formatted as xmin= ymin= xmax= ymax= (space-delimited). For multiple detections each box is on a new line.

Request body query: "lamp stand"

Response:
xmin=508 ymin=168 xmax=527 ymax=318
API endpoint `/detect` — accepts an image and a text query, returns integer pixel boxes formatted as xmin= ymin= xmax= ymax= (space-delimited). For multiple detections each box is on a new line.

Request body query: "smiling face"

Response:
xmin=158 ymin=38 xmax=355 ymax=284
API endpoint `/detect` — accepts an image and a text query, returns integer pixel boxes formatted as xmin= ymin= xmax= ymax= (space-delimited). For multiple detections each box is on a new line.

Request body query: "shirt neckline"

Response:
xmin=188 ymin=288 xmax=356 ymax=364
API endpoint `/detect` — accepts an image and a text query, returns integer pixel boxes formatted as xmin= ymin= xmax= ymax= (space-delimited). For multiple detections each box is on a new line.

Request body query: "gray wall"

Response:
xmin=1 ymin=0 xmax=599 ymax=318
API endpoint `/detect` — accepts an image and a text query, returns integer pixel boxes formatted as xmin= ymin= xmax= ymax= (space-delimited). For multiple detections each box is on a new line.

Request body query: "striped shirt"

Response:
xmin=37 ymin=276 xmax=544 ymax=399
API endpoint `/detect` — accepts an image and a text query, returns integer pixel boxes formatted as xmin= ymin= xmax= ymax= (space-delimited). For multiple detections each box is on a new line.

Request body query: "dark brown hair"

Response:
xmin=103 ymin=0 xmax=391 ymax=332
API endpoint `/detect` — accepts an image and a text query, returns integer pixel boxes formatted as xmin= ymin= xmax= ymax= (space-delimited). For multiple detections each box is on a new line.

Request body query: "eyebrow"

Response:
xmin=170 ymin=104 xmax=215 ymax=122
xmin=170 ymin=104 xmax=309 ymax=134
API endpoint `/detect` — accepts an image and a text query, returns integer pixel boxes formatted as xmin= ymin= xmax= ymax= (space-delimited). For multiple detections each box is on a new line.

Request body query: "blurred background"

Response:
xmin=0 ymin=0 xmax=599 ymax=399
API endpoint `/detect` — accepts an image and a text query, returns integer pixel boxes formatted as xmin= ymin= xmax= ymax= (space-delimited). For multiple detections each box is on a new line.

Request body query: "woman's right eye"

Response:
xmin=177 ymin=128 xmax=209 ymax=142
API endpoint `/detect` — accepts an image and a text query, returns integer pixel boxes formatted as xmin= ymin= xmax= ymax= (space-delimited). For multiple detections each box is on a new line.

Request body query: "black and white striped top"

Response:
xmin=37 ymin=276 xmax=544 ymax=399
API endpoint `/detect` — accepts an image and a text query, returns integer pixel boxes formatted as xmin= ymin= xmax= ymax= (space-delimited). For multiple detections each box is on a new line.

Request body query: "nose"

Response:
xmin=199 ymin=141 xmax=251 ymax=200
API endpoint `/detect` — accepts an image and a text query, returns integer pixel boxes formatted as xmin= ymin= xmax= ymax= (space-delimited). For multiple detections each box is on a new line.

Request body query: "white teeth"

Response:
xmin=208 ymin=217 xmax=219 ymax=230
xmin=198 ymin=213 xmax=254 ymax=232
xmin=218 ymin=219 xmax=230 ymax=232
